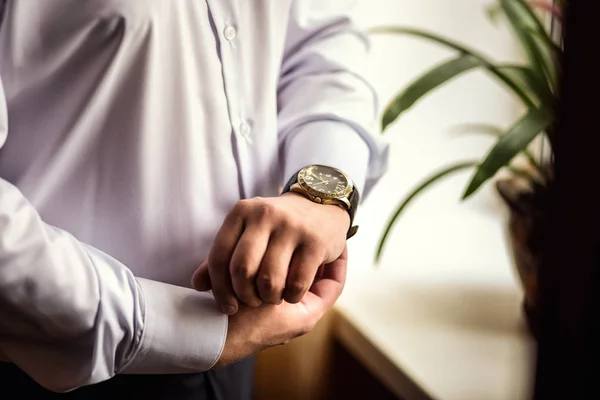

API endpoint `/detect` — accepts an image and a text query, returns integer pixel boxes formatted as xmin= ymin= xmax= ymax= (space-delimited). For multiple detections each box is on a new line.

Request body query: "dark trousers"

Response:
xmin=0 ymin=357 xmax=255 ymax=400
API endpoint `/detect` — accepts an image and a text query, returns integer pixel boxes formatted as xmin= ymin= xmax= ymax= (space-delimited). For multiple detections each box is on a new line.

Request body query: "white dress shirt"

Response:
xmin=0 ymin=0 xmax=388 ymax=392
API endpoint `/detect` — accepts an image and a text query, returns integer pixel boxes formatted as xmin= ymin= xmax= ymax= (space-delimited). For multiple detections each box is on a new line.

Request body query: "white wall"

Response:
xmin=347 ymin=0 xmax=527 ymax=287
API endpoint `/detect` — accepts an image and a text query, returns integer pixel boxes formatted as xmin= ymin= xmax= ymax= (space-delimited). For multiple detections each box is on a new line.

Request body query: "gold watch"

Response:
xmin=281 ymin=164 xmax=360 ymax=239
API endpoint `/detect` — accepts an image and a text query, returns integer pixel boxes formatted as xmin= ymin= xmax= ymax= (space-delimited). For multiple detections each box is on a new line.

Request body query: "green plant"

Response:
xmin=373 ymin=0 xmax=563 ymax=262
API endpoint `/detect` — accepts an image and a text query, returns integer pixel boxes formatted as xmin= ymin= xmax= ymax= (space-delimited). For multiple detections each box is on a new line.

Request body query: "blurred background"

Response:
xmin=254 ymin=0 xmax=560 ymax=399
xmin=350 ymin=0 xmax=521 ymax=283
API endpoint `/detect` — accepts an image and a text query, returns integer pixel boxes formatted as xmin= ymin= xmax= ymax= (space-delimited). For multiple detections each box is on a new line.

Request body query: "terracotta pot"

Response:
xmin=496 ymin=178 xmax=548 ymax=339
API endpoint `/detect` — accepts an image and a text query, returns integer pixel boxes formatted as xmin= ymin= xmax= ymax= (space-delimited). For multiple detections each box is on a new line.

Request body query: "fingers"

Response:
xmin=208 ymin=212 xmax=244 ymax=315
xmin=229 ymin=226 xmax=270 ymax=307
xmin=288 ymin=250 xmax=347 ymax=341
xmin=306 ymin=245 xmax=348 ymax=310
xmin=283 ymin=245 xmax=323 ymax=304
xmin=205 ymin=195 xmax=346 ymax=316
xmin=310 ymin=263 xmax=326 ymax=291
xmin=256 ymin=235 xmax=296 ymax=304
xmin=214 ymin=247 xmax=348 ymax=369
xmin=191 ymin=259 xmax=211 ymax=291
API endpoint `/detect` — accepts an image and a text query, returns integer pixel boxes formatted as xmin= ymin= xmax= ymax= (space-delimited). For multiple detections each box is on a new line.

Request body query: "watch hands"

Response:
xmin=309 ymin=172 xmax=324 ymax=182
xmin=311 ymin=180 xmax=329 ymax=186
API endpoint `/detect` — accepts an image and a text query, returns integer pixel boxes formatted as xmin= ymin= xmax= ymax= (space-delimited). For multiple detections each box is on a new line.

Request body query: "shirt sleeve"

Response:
xmin=278 ymin=0 xmax=390 ymax=198
xmin=0 ymin=78 xmax=227 ymax=393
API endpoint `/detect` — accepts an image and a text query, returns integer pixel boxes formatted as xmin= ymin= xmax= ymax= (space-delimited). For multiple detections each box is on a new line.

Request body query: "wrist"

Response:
xmin=281 ymin=191 xmax=351 ymax=231
xmin=281 ymin=164 xmax=360 ymax=239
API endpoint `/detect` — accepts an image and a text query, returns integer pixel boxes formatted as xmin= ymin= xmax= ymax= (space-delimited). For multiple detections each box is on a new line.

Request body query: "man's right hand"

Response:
xmin=206 ymin=245 xmax=348 ymax=368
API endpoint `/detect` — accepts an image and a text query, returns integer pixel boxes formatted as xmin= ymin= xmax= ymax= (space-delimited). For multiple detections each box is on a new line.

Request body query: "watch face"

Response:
xmin=298 ymin=165 xmax=352 ymax=198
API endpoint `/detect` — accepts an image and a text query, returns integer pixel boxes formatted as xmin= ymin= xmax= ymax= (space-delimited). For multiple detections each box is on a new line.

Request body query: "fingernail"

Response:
xmin=221 ymin=305 xmax=237 ymax=315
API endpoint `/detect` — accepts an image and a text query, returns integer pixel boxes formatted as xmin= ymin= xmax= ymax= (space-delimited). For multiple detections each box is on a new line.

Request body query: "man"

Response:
xmin=0 ymin=0 xmax=388 ymax=399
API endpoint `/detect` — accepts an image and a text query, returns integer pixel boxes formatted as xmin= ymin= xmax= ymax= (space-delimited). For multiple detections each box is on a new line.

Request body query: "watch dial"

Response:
xmin=300 ymin=165 xmax=350 ymax=196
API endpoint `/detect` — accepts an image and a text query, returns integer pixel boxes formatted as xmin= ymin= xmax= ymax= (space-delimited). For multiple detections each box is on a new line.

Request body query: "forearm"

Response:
xmin=0 ymin=179 xmax=226 ymax=392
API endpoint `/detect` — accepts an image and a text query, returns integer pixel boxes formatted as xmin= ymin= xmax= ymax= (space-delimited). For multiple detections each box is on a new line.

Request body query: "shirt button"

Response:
xmin=223 ymin=25 xmax=237 ymax=41
xmin=239 ymin=121 xmax=251 ymax=137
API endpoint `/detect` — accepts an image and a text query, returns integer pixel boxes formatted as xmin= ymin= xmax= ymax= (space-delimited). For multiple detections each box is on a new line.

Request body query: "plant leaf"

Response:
xmin=370 ymin=26 xmax=536 ymax=109
xmin=450 ymin=123 xmax=504 ymax=136
xmin=495 ymin=64 xmax=555 ymax=104
xmin=525 ymin=27 xmax=563 ymax=77
xmin=486 ymin=3 xmax=503 ymax=24
xmin=462 ymin=107 xmax=552 ymax=199
xmin=500 ymin=1 xmax=546 ymax=76
xmin=382 ymin=55 xmax=483 ymax=131
xmin=500 ymin=0 xmax=558 ymax=91
xmin=375 ymin=161 xmax=478 ymax=263
xmin=450 ymin=122 xmax=546 ymax=181
xmin=525 ymin=27 xmax=562 ymax=57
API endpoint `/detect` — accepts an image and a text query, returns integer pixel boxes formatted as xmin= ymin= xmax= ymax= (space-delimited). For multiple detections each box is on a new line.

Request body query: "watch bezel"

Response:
xmin=297 ymin=165 xmax=354 ymax=200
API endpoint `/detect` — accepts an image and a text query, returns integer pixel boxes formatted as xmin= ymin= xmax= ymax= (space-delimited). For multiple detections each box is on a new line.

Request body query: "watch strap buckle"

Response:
xmin=346 ymin=225 xmax=359 ymax=239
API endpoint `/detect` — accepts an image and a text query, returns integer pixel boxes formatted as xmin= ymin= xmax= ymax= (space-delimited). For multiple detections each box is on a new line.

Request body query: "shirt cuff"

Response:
xmin=122 ymin=278 xmax=228 ymax=374
xmin=281 ymin=121 xmax=370 ymax=195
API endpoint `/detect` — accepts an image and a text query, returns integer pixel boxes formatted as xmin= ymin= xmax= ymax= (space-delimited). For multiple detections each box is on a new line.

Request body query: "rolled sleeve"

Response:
xmin=278 ymin=0 xmax=389 ymax=199
xmin=281 ymin=121 xmax=370 ymax=194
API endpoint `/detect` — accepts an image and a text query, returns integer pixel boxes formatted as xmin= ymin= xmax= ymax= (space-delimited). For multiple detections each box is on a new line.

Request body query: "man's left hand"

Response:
xmin=191 ymin=192 xmax=349 ymax=315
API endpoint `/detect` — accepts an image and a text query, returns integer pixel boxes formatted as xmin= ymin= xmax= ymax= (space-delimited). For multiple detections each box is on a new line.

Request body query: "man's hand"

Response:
xmin=212 ymin=246 xmax=347 ymax=368
xmin=192 ymin=192 xmax=349 ymax=315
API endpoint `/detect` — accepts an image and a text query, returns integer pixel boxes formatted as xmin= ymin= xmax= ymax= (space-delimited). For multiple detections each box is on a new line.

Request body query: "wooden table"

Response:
xmin=255 ymin=271 xmax=536 ymax=400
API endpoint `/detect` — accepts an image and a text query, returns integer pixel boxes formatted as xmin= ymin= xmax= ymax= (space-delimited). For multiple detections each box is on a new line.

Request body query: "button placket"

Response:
xmin=205 ymin=0 xmax=255 ymax=197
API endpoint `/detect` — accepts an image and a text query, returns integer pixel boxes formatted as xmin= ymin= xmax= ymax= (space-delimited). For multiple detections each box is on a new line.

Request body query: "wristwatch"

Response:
xmin=281 ymin=164 xmax=360 ymax=239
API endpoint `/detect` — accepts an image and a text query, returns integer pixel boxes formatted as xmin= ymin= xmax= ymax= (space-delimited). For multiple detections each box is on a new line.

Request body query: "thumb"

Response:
xmin=191 ymin=259 xmax=212 ymax=291
xmin=303 ymin=245 xmax=348 ymax=313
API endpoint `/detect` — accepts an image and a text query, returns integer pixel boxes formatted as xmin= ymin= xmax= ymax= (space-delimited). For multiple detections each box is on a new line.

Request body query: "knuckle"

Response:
xmin=254 ymin=202 xmax=278 ymax=221
xmin=301 ymin=231 xmax=320 ymax=247
xmin=233 ymin=199 xmax=252 ymax=215
xmin=307 ymin=245 xmax=327 ymax=263
xmin=287 ymin=280 xmax=308 ymax=297
xmin=230 ymin=263 xmax=254 ymax=279
xmin=279 ymin=216 xmax=302 ymax=233
xmin=257 ymin=274 xmax=275 ymax=292
xmin=257 ymin=275 xmax=282 ymax=302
